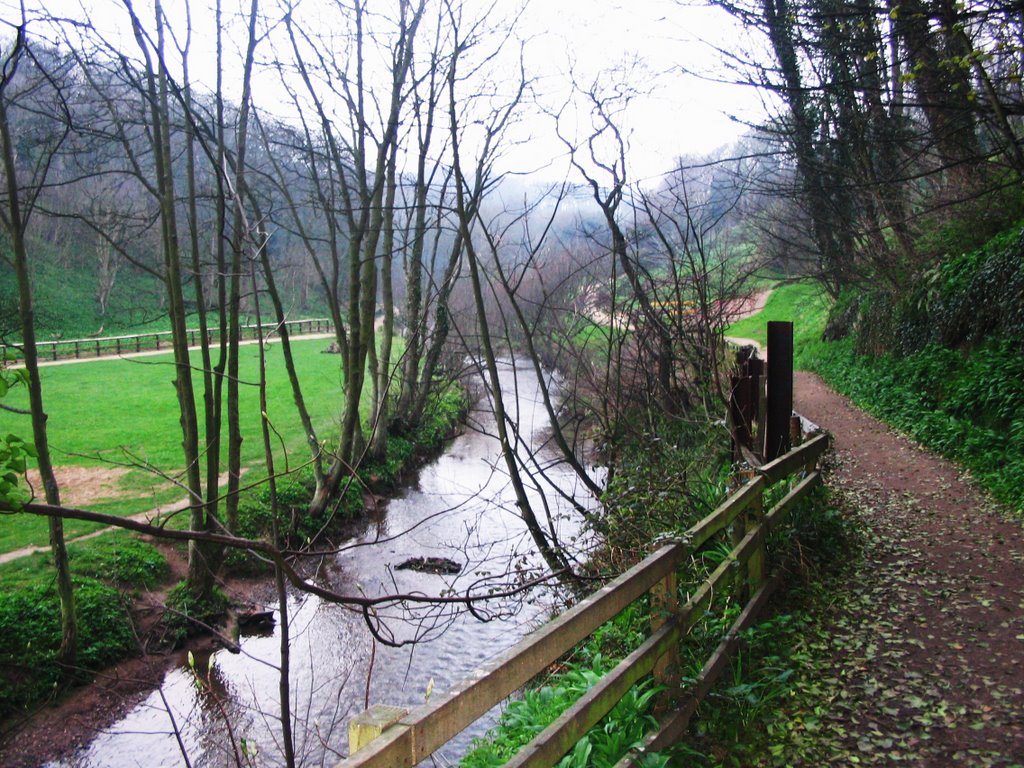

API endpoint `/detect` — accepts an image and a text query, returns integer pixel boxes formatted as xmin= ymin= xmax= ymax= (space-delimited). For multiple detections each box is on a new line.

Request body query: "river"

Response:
xmin=52 ymin=359 xmax=600 ymax=768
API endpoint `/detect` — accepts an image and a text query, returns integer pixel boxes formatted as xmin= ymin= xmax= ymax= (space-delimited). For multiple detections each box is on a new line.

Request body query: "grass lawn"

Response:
xmin=0 ymin=336 xmax=388 ymax=553
xmin=727 ymin=281 xmax=831 ymax=366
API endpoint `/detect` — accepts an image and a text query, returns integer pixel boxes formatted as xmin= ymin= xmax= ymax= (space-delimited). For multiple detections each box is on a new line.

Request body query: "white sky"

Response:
xmin=516 ymin=0 xmax=763 ymax=182
xmin=2 ymin=0 xmax=765 ymax=182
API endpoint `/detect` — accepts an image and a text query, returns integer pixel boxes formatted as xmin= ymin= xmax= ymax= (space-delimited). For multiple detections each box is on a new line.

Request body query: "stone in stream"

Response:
xmin=394 ymin=556 xmax=462 ymax=575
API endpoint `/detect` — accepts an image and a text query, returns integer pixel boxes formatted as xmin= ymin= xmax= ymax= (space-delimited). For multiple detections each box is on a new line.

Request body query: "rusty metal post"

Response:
xmin=764 ymin=321 xmax=793 ymax=461
xmin=789 ymin=414 xmax=803 ymax=447
xmin=729 ymin=347 xmax=764 ymax=463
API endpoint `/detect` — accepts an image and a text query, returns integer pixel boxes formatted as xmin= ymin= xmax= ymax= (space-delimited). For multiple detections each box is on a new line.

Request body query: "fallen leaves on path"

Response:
xmin=772 ymin=372 xmax=1024 ymax=766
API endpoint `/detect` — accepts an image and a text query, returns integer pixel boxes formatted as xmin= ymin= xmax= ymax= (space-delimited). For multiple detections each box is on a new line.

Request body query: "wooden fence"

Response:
xmin=340 ymin=429 xmax=830 ymax=767
xmin=1 ymin=318 xmax=332 ymax=362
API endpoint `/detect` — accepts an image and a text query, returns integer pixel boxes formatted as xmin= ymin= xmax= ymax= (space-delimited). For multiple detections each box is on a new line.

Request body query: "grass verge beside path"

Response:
xmin=804 ymin=336 xmax=1024 ymax=513
xmin=726 ymin=282 xmax=830 ymax=366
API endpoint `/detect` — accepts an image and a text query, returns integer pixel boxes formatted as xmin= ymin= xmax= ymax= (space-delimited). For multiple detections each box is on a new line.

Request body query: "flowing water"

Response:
xmin=53 ymin=359 xmax=599 ymax=768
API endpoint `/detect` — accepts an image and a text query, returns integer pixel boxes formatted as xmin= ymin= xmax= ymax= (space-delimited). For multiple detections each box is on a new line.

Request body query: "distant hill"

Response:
xmin=1 ymin=233 xmax=326 ymax=342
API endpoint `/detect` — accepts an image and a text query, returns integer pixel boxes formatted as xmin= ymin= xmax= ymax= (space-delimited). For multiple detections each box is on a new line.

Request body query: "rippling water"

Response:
xmin=54 ymin=359 xmax=600 ymax=768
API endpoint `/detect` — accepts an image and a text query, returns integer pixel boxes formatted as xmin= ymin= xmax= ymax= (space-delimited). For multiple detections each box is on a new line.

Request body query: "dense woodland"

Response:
xmin=2 ymin=0 xmax=1024 ymax=764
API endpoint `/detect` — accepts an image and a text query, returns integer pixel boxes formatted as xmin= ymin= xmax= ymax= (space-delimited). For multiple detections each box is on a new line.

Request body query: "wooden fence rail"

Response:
xmin=340 ymin=430 xmax=830 ymax=768
xmin=1 ymin=318 xmax=333 ymax=362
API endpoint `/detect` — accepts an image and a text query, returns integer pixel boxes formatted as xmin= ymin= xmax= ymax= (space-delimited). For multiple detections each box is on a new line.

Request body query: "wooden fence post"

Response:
xmin=745 ymin=486 xmax=766 ymax=596
xmin=649 ymin=541 xmax=680 ymax=699
xmin=764 ymin=321 xmax=793 ymax=461
xmin=349 ymin=704 xmax=408 ymax=756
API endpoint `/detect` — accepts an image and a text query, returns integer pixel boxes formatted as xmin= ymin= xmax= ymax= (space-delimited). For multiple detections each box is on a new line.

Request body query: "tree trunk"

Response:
xmin=0 ymin=35 xmax=77 ymax=670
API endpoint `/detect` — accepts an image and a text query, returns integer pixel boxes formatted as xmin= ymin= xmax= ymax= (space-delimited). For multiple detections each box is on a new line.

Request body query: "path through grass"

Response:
xmin=726 ymin=282 xmax=831 ymax=365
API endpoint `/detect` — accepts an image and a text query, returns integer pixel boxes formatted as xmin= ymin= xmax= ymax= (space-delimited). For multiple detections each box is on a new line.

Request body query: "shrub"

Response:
xmin=235 ymin=470 xmax=316 ymax=540
xmin=600 ymin=416 xmax=730 ymax=556
xmin=805 ymin=335 xmax=1024 ymax=511
xmin=162 ymin=581 xmax=229 ymax=644
xmin=837 ymin=223 xmax=1024 ymax=358
xmin=0 ymin=577 xmax=135 ymax=718
xmin=70 ymin=535 xmax=169 ymax=590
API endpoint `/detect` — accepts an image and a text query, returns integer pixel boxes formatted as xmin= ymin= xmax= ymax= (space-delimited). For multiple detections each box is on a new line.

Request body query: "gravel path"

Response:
xmin=792 ymin=371 xmax=1024 ymax=765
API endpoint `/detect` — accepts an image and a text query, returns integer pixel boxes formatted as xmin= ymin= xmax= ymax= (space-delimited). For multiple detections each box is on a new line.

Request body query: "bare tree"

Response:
xmin=0 ymin=17 xmax=77 ymax=669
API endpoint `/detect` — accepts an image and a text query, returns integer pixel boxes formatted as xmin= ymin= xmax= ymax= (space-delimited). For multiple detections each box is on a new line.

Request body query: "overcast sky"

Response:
xmin=2 ymin=0 xmax=765 ymax=182
xmin=517 ymin=0 xmax=764 ymax=181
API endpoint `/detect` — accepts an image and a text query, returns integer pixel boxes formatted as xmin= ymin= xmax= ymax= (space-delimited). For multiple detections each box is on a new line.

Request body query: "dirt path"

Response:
xmin=723 ymin=289 xmax=771 ymax=353
xmin=30 ymin=331 xmax=335 ymax=368
xmin=792 ymin=371 xmax=1024 ymax=765
xmin=0 ymin=496 xmax=184 ymax=565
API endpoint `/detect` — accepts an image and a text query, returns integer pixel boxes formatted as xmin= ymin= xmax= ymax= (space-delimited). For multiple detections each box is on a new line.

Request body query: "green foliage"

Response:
xmin=600 ymin=416 xmax=730 ymax=554
xmin=805 ymin=335 xmax=1024 ymax=511
xmin=0 ymin=576 xmax=135 ymax=718
xmin=163 ymin=581 xmax=229 ymax=642
xmin=363 ymin=436 xmax=416 ymax=487
xmin=0 ymin=361 xmax=34 ymax=506
xmin=68 ymin=534 xmax=169 ymax=590
xmin=913 ymin=184 xmax=1024 ymax=269
xmin=585 ymin=602 xmax=649 ymax=662
xmin=235 ymin=470 xmax=313 ymax=541
xmin=825 ymin=222 xmax=1024 ymax=359
xmin=666 ymin=489 xmax=860 ymax=766
xmin=896 ymin=225 xmax=1024 ymax=353
xmin=0 ymin=429 xmax=35 ymax=506
xmin=461 ymin=654 xmax=661 ymax=768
